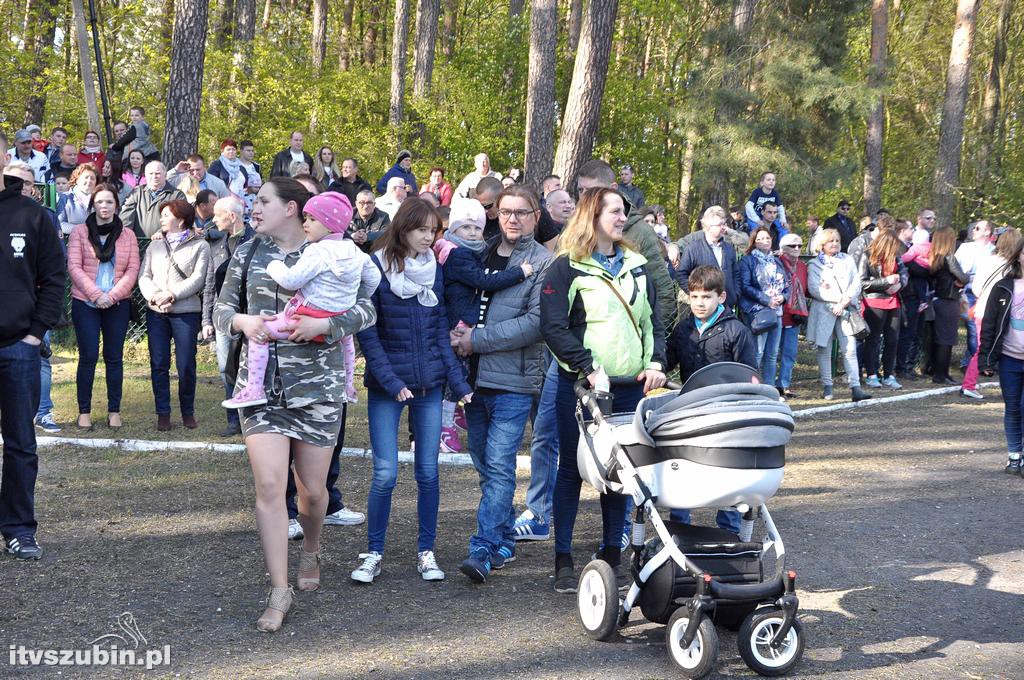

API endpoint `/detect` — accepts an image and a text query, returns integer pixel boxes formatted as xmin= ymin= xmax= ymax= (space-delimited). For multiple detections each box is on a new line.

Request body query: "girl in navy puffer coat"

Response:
xmin=352 ymin=198 xmax=471 ymax=584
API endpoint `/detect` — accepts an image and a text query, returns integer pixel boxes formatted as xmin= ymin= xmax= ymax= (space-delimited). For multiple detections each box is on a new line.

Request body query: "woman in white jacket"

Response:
xmin=806 ymin=228 xmax=871 ymax=402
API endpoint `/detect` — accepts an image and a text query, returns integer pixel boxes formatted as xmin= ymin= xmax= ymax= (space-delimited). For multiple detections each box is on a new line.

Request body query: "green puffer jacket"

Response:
xmin=540 ymin=248 xmax=666 ymax=379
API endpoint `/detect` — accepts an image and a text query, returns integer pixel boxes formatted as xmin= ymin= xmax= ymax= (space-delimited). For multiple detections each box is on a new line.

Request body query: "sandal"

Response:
xmin=297 ymin=550 xmax=321 ymax=592
xmin=255 ymin=586 xmax=294 ymax=633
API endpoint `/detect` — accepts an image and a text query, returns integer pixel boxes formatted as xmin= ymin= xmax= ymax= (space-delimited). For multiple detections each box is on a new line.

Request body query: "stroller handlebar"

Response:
xmin=574 ymin=378 xmax=683 ymax=402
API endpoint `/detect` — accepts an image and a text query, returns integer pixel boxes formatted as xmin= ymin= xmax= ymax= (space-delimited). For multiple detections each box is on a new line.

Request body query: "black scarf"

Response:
xmin=87 ymin=212 xmax=123 ymax=263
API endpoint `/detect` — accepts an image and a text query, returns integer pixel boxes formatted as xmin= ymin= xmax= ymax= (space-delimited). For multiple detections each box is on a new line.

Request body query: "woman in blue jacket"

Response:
xmin=737 ymin=227 xmax=789 ymax=388
xmin=353 ymin=198 xmax=472 ymax=585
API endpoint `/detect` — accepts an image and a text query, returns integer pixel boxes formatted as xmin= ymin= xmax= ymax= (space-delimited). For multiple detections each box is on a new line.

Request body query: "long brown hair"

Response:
xmin=372 ymin=197 xmax=439 ymax=272
xmin=557 ymin=187 xmax=632 ymax=261
xmin=869 ymin=229 xmax=901 ymax=272
xmin=929 ymin=227 xmax=957 ymax=272
xmin=745 ymin=226 xmax=773 ymax=255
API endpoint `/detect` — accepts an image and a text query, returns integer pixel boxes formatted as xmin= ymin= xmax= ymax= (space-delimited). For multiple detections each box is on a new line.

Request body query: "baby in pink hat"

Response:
xmin=224 ymin=192 xmax=381 ymax=408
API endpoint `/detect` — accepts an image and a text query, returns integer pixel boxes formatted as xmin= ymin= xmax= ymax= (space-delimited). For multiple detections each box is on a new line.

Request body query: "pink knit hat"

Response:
xmin=303 ymin=192 xmax=353 ymax=234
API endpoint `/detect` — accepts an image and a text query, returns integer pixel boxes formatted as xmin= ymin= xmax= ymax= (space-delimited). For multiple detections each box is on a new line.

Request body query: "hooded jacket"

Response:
xmin=666 ymin=307 xmax=756 ymax=382
xmin=327 ymin=175 xmax=373 ymax=207
xmin=0 ymin=177 xmax=66 ymax=346
xmin=623 ymin=208 xmax=677 ymax=330
xmin=375 ymin=161 xmax=418 ymax=195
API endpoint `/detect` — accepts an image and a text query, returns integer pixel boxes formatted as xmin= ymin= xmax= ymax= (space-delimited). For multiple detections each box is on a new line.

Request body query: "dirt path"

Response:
xmin=2 ymin=391 xmax=1020 ymax=679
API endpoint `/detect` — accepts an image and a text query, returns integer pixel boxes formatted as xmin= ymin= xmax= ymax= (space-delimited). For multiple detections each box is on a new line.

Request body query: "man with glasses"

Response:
xmin=824 ymin=199 xmax=857 ymax=252
xmin=374 ymin=176 xmax=407 ymax=219
xmin=168 ymin=154 xmax=230 ymax=201
xmin=914 ymin=208 xmax=937 ymax=240
xmin=349 ymin=189 xmax=390 ymax=252
xmin=451 ymin=186 xmax=552 ymax=583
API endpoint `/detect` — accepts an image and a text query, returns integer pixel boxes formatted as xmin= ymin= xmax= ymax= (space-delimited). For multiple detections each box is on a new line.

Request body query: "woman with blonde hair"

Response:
xmin=928 ymin=227 xmax=969 ymax=384
xmin=807 ymin=227 xmax=871 ymax=401
xmin=312 ymin=146 xmax=341 ymax=185
xmin=860 ymin=227 xmax=908 ymax=389
xmin=540 ymin=187 xmax=666 ymax=593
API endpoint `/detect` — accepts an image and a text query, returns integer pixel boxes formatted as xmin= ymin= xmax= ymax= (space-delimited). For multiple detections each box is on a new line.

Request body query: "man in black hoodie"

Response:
xmin=0 ymin=131 xmax=66 ymax=560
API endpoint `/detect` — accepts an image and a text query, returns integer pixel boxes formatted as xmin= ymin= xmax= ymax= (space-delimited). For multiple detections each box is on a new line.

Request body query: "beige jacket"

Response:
xmin=138 ymin=231 xmax=212 ymax=314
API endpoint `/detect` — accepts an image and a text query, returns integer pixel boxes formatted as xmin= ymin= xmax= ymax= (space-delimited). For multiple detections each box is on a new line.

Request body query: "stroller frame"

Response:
xmin=573 ymin=381 xmax=803 ymax=678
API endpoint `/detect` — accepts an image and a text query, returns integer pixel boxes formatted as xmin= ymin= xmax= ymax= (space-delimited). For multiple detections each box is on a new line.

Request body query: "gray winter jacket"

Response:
xmin=120 ymin=183 xmax=187 ymax=238
xmin=137 ymin=231 xmax=211 ymax=315
xmin=470 ymin=235 xmax=553 ymax=395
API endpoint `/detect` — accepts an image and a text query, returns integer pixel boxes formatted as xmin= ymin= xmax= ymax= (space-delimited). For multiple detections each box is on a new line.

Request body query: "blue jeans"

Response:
xmin=365 ymin=387 xmax=442 ymax=554
xmin=146 ymin=310 xmax=200 ymax=416
xmin=526 ymin=359 xmax=560 ymax=524
xmin=215 ymin=329 xmax=240 ymax=426
xmin=72 ymin=299 xmax=131 ymax=414
xmin=669 ymin=508 xmax=742 ymax=534
xmin=553 ymin=374 xmax=643 ymax=558
xmin=777 ymin=324 xmax=800 ymax=389
xmin=0 ymin=340 xmax=42 ymax=540
xmin=754 ymin=316 xmax=782 ymax=386
xmin=287 ymin=403 xmax=347 ymax=519
xmin=466 ymin=390 xmax=534 ymax=557
xmin=961 ymin=291 xmax=978 ymax=368
xmin=998 ymin=355 xmax=1024 ymax=454
xmin=36 ymin=331 xmax=53 ymax=419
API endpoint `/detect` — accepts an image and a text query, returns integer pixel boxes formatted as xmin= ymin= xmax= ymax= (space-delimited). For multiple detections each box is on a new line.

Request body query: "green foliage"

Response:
xmin=3 ymin=0 xmax=1023 ymax=237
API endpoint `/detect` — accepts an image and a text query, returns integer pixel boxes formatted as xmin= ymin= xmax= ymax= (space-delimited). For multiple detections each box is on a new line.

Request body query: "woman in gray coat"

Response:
xmin=806 ymin=228 xmax=871 ymax=402
xmin=137 ymin=199 xmax=211 ymax=431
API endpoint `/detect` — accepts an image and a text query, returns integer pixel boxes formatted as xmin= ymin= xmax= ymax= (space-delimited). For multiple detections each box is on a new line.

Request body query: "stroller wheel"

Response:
xmin=737 ymin=608 xmax=805 ymax=676
xmin=576 ymin=560 xmax=619 ymax=641
xmin=665 ymin=609 xmax=718 ymax=678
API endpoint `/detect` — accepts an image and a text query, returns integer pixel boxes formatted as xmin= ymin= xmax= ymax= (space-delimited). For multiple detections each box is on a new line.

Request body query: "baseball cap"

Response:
xmin=25 ymin=124 xmax=41 ymax=134
xmin=13 ymin=129 xmax=31 ymax=143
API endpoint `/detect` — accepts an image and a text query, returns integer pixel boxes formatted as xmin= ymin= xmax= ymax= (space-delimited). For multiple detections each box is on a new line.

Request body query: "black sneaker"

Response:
xmin=459 ymin=552 xmax=491 ymax=583
xmin=613 ymin=563 xmax=631 ymax=591
xmin=6 ymin=535 xmax=42 ymax=560
xmin=220 ymin=423 xmax=242 ymax=437
xmin=1005 ymin=455 xmax=1022 ymax=475
xmin=553 ymin=566 xmax=577 ymax=593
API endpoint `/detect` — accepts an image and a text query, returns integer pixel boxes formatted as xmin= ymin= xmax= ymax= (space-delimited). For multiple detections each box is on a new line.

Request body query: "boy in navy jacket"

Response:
xmin=665 ymin=265 xmax=756 ymax=535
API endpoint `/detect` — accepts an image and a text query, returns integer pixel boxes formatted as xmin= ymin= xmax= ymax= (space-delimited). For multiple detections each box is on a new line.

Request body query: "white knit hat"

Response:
xmin=448 ymin=199 xmax=486 ymax=234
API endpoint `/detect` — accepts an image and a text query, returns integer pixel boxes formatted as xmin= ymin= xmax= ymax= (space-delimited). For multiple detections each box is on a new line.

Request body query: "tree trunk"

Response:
xmin=702 ymin=0 xmax=756 ymax=209
xmin=863 ymin=0 xmax=887 ymax=216
xmin=71 ymin=0 xmax=101 ymax=133
xmin=214 ymin=0 xmax=235 ymax=49
xmin=523 ymin=0 xmax=557 ymax=186
xmin=363 ymin=0 xmax=382 ymax=64
xmin=508 ymin=0 xmax=523 ymax=14
xmin=931 ymin=0 xmax=980 ymax=227
xmin=678 ymin=128 xmax=697 ymax=231
xmin=389 ymin=0 xmax=410 ymax=126
xmin=975 ymin=0 xmax=1012 ymax=195
xmin=551 ymin=0 xmax=619 ymax=191
xmin=338 ymin=0 xmax=355 ymax=69
xmin=164 ymin=0 xmax=210 ymax=164
xmin=567 ymin=0 xmax=582 ymax=56
xmin=22 ymin=0 xmax=58 ymax=126
xmin=441 ymin=0 xmax=456 ymax=59
xmin=412 ymin=0 xmax=439 ymax=97
xmin=312 ymin=0 xmax=328 ymax=71
xmin=261 ymin=0 xmax=272 ymax=28
xmin=233 ymin=0 xmax=256 ymax=123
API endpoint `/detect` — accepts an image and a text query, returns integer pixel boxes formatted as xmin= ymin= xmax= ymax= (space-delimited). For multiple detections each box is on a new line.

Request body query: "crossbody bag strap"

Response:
xmin=597 ymin=275 xmax=643 ymax=342
xmin=163 ymin=238 xmax=190 ymax=281
xmin=237 ymin=238 xmax=261 ymax=315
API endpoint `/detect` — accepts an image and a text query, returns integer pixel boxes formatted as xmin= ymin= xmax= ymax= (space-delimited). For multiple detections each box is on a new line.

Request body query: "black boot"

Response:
xmin=851 ymin=386 xmax=873 ymax=402
xmin=931 ymin=345 xmax=955 ymax=384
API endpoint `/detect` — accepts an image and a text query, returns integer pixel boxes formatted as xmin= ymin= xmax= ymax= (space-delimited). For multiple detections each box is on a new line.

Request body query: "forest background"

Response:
xmin=1 ymin=0 xmax=1016 ymax=235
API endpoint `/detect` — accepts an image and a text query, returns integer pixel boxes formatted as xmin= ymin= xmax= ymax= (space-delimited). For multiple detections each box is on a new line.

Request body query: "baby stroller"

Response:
xmin=573 ymin=363 xmax=804 ymax=678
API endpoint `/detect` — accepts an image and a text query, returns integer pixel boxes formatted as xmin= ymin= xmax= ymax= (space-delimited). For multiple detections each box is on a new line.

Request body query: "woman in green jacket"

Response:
xmin=540 ymin=187 xmax=667 ymax=593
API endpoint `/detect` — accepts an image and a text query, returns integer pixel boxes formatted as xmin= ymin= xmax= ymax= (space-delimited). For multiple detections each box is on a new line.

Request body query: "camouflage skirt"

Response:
xmin=240 ymin=401 xmax=343 ymax=449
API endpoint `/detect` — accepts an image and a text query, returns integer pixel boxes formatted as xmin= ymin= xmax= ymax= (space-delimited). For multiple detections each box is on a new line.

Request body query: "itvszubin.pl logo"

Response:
xmin=8 ymin=612 xmax=171 ymax=670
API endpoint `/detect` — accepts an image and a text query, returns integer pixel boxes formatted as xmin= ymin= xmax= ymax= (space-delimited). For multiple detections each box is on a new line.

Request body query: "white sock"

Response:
xmin=442 ymin=400 xmax=456 ymax=429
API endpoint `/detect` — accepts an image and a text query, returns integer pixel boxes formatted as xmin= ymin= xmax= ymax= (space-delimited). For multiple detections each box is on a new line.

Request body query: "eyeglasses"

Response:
xmin=498 ymin=208 xmax=535 ymax=220
xmin=784 ymin=244 xmax=802 ymax=249
xmin=356 ymin=200 xmax=374 ymax=206
xmin=480 ymin=202 xmax=495 ymax=211
xmin=839 ymin=206 xmax=851 ymax=211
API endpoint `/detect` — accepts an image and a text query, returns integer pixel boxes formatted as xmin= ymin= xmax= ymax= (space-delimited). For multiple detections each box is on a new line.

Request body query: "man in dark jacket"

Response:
xmin=375 ymin=149 xmax=418 ymax=194
xmin=0 ymin=137 xmax=66 ymax=560
xmin=348 ymin=189 xmax=390 ymax=252
xmin=269 ymin=131 xmax=314 ymax=178
xmin=327 ymin=158 xmax=372 ymax=206
xmin=675 ymin=205 xmax=740 ymax=310
xmin=823 ymin=200 xmax=857 ymax=253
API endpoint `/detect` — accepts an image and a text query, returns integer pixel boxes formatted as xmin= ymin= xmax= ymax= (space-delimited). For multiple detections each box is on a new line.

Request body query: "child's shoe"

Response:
xmin=222 ymin=384 xmax=268 ymax=409
xmin=439 ymin=426 xmax=462 ymax=453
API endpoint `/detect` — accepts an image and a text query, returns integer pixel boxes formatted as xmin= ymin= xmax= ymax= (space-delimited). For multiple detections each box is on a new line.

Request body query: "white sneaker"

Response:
xmin=961 ymin=388 xmax=984 ymax=400
xmin=351 ymin=551 xmax=383 ymax=583
xmin=417 ymin=550 xmax=445 ymax=581
xmin=323 ymin=507 xmax=366 ymax=526
xmin=288 ymin=518 xmax=304 ymax=540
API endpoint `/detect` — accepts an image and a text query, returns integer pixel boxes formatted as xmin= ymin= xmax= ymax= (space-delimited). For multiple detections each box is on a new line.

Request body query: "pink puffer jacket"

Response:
xmin=67 ymin=222 xmax=141 ymax=303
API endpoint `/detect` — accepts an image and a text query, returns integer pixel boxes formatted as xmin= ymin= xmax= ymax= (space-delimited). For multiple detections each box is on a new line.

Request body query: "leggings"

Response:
xmin=863 ymin=305 xmax=900 ymax=378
